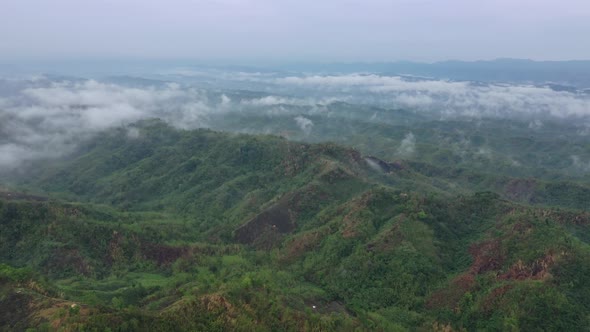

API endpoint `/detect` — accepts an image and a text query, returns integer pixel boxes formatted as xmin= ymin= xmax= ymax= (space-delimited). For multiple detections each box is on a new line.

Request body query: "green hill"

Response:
xmin=2 ymin=120 xmax=590 ymax=331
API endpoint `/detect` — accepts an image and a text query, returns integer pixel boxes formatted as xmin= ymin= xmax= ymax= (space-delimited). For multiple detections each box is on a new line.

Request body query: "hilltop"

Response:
xmin=1 ymin=120 xmax=590 ymax=331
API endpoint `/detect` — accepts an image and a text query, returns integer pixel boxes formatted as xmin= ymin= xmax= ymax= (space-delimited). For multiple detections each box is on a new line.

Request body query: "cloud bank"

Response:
xmin=2 ymin=72 xmax=590 ymax=171
xmin=276 ymin=74 xmax=590 ymax=118
xmin=0 ymin=80 xmax=216 ymax=170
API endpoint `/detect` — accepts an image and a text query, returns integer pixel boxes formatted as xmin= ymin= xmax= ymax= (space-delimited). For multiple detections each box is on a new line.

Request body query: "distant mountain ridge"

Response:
xmin=2 ymin=58 xmax=590 ymax=88
xmin=275 ymin=58 xmax=590 ymax=88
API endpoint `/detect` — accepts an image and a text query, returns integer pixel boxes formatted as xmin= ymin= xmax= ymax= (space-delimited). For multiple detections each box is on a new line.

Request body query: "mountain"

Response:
xmin=1 ymin=120 xmax=590 ymax=331
xmin=275 ymin=59 xmax=590 ymax=88
xmin=4 ymin=59 xmax=590 ymax=89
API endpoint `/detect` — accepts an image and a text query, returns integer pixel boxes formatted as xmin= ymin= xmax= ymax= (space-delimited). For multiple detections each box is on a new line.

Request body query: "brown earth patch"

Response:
xmin=141 ymin=242 xmax=189 ymax=266
xmin=426 ymin=239 xmax=504 ymax=310
xmin=44 ymin=248 xmax=92 ymax=276
xmin=503 ymin=178 xmax=537 ymax=201
xmin=340 ymin=192 xmax=374 ymax=239
xmin=469 ymin=239 xmax=504 ymax=275
xmin=499 ymin=253 xmax=557 ymax=281
xmin=281 ymin=144 xmax=311 ymax=176
xmin=0 ymin=287 xmax=91 ymax=331
xmin=480 ymin=284 xmax=513 ymax=314
xmin=282 ymin=228 xmax=330 ymax=262
xmin=0 ymin=291 xmax=38 ymax=329
xmin=426 ymin=273 xmax=476 ymax=310
xmin=346 ymin=149 xmax=363 ymax=164
xmin=201 ymin=294 xmax=235 ymax=314
xmin=105 ymin=230 xmax=190 ymax=266
xmin=432 ymin=321 xmax=462 ymax=332
xmin=317 ymin=159 xmax=356 ymax=183
xmin=235 ymin=193 xmax=299 ymax=248
xmin=366 ymin=218 xmax=405 ymax=253
xmin=532 ymin=209 xmax=590 ymax=225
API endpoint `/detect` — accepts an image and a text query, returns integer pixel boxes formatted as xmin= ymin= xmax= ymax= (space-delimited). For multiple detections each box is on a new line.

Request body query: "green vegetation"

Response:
xmin=1 ymin=120 xmax=589 ymax=331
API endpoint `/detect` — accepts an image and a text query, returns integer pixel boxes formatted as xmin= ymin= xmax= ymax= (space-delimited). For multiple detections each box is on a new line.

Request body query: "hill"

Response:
xmin=1 ymin=120 xmax=590 ymax=331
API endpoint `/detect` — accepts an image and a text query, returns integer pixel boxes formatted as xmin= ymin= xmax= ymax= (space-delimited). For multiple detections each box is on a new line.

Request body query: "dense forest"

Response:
xmin=1 ymin=119 xmax=590 ymax=331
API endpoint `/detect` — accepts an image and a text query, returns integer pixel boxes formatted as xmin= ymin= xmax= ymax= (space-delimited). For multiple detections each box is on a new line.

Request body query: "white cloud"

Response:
xmin=3 ymin=72 xmax=590 ymax=172
xmin=394 ymin=93 xmax=434 ymax=108
xmin=220 ymin=94 xmax=232 ymax=108
xmin=365 ymin=157 xmax=385 ymax=172
xmin=528 ymin=119 xmax=544 ymax=129
xmin=0 ymin=143 xmax=37 ymax=169
xmin=294 ymin=116 xmax=313 ymax=136
xmin=126 ymin=127 xmax=141 ymax=139
xmin=241 ymin=95 xmax=309 ymax=106
xmin=276 ymin=74 xmax=590 ymax=118
xmin=571 ymin=155 xmax=590 ymax=172
xmin=0 ymin=80 xmax=215 ymax=170
xmin=397 ymin=132 xmax=416 ymax=157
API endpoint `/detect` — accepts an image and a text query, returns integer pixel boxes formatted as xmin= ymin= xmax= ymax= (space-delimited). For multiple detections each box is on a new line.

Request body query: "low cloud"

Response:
xmin=241 ymin=96 xmax=309 ymax=107
xmin=3 ymin=72 xmax=590 ymax=171
xmin=276 ymin=74 xmax=590 ymax=118
xmin=397 ymin=132 xmax=416 ymax=157
xmin=294 ymin=116 xmax=313 ymax=136
xmin=571 ymin=155 xmax=590 ymax=172
xmin=0 ymin=80 xmax=215 ymax=170
xmin=528 ymin=119 xmax=544 ymax=129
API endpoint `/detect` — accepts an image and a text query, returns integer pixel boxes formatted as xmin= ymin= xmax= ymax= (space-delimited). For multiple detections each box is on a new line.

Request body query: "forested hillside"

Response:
xmin=2 ymin=121 xmax=590 ymax=331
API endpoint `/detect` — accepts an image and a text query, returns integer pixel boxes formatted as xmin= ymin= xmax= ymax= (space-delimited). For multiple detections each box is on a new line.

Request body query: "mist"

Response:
xmin=1 ymin=71 xmax=590 ymax=171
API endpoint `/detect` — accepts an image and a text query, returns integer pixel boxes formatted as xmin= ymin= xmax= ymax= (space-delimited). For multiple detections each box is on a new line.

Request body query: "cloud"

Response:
xmin=294 ymin=116 xmax=313 ymax=136
xmin=476 ymin=147 xmax=492 ymax=157
xmin=528 ymin=119 xmax=544 ymax=129
xmin=0 ymin=77 xmax=340 ymax=171
xmin=276 ymin=74 xmax=590 ymax=118
xmin=126 ymin=127 xmax=141 ymax=139
xmin=3 ymin=72 xmax=590 ymax=172
xmin=394 ymin=93 xmax=435 ymax=108
xmin=241 ymin=96 xmax=309 ymax=106
xmin=0 ymin=80 xmax=216 ymax=170
xmin=0 ymin=143 xmax=37 ymax=170
xmin=571 ymin=155 xmax=590 ymax=172
xmin=397 ymin=132 xmax=416 ymax=157
xmin=220 ymin=94 xmax=232 ymax=108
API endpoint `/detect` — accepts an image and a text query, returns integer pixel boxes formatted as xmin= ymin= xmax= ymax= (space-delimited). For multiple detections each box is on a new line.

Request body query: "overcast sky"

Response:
xmin=1 ymin=0 xmax=589 ymax=62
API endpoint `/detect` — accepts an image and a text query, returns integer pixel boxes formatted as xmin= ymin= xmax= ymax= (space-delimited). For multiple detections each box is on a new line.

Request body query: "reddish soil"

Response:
xmin=531 ymin=209 xmax=590 ymax=225
xmin=427 ymin=239 xmax=504 ymax=310
xmin=480 ymin=284 xmax=513 ymax=314
xmin=282 ymin=228 xmax=329 ymax=261
xmin=426 ymin=273 xmax=476 ymax=310
xmin=427 ymin=234 xmax=560 ymax=311
xmin=235 ymin=194 xmax=298 ymax=247
xmin=366 ymin=222 xmax=403 ymax=253
xmin=340 ymin=192 xmax=373 ymax=239
xmin=499 ymin=253 xmax=556 ymax=281
xmin=468 ymin=239 xmax=504 ymax=275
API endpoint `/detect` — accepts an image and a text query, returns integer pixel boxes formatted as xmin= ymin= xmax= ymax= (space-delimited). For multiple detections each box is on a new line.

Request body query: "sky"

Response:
xmin=1 ymin=0 xmax=590 ymax=62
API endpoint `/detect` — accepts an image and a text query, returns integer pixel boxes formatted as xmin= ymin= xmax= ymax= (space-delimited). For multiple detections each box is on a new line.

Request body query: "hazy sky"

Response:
xmin=2 ymin=0 xmax=589 ymax=62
